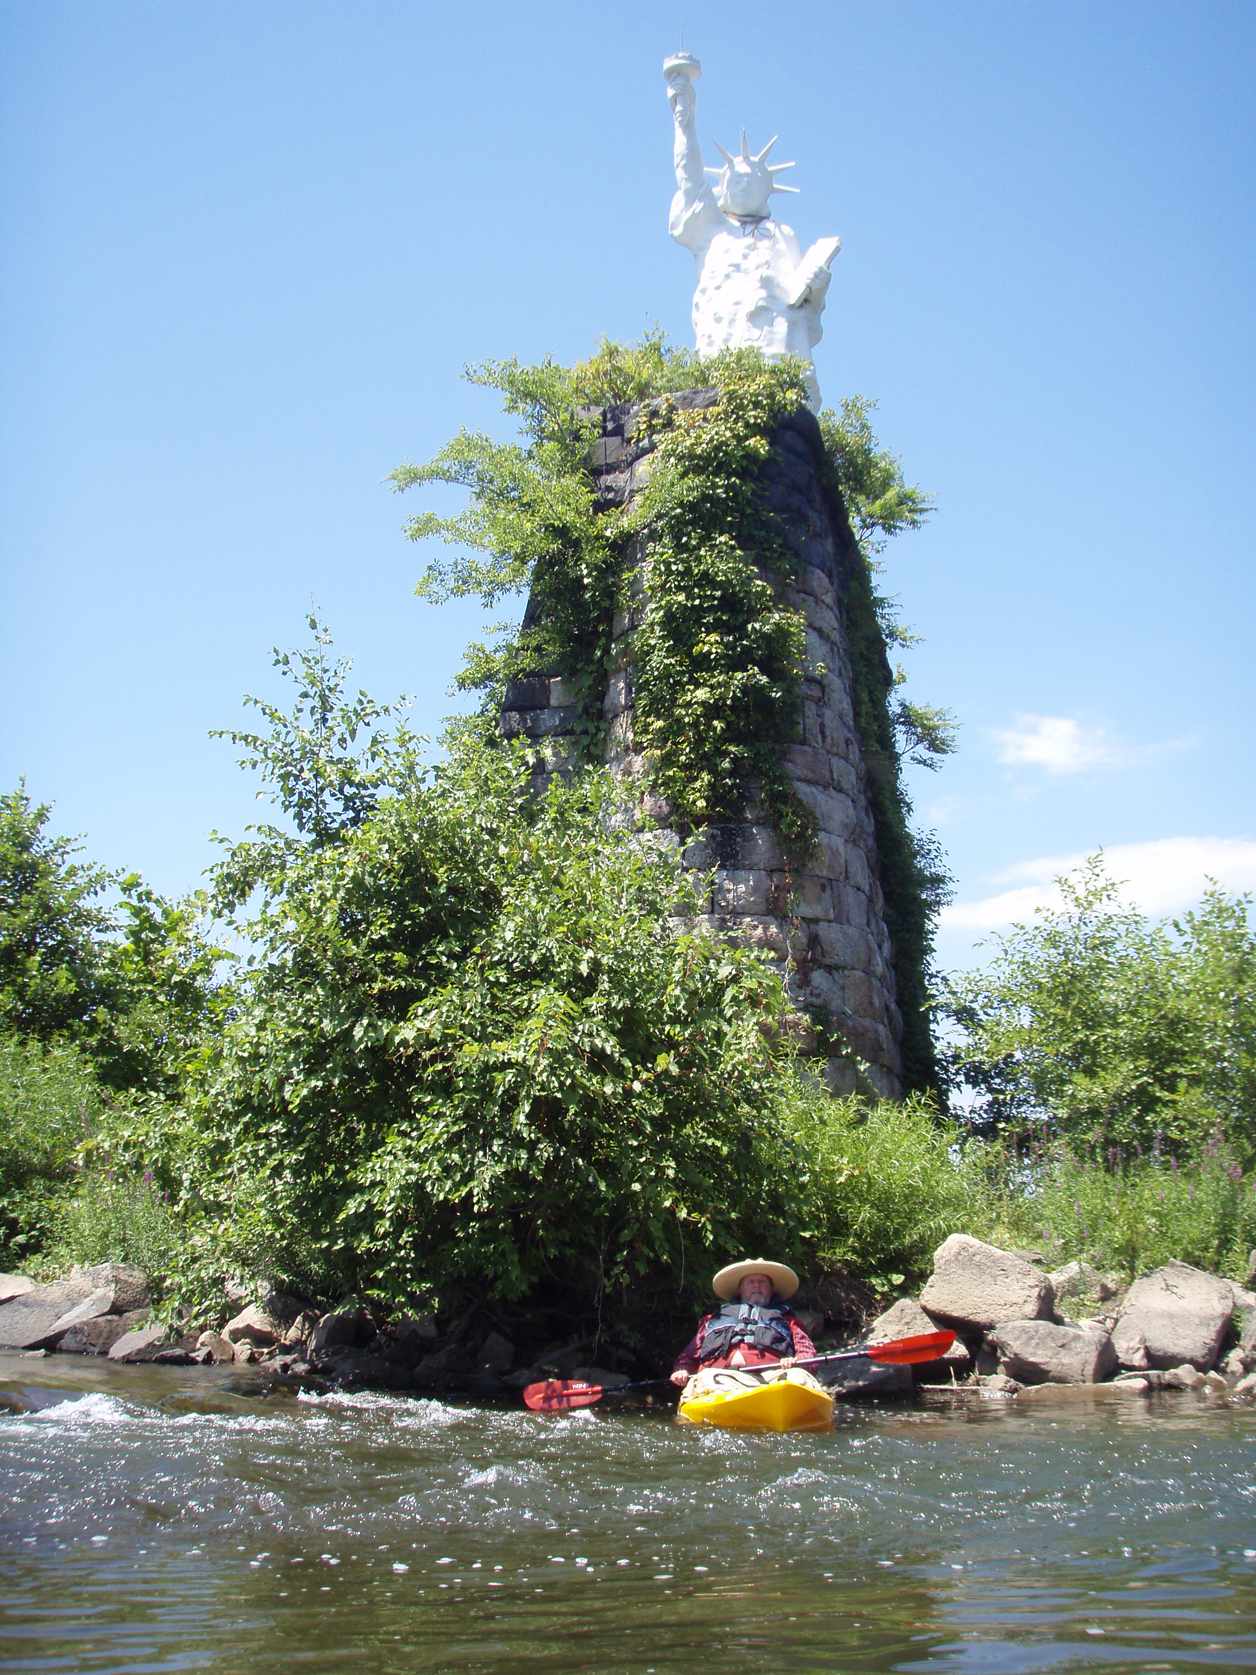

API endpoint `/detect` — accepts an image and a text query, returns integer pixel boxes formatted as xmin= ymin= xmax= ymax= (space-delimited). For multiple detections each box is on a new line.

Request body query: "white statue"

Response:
xmin=663 ymin=52 xmax=840 ymax=409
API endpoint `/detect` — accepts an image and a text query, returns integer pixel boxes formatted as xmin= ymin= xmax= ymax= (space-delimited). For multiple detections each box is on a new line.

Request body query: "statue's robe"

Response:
xmin=669 ymin=186 xmax=825 ymax=370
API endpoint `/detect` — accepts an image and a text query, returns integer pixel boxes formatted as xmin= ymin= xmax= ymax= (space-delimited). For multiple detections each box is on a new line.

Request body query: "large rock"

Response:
xmin=817 ymin=1355 xmax=913 ymax=1397
xmin=866 ymin=1296 xmax=972 ymax=1375
xmin=222 ymin=1304 xmax=284 ymax=1349
xmin=474 ymin=1331 xmax=515 ymax=1375
xmin=1111 ymin=1261 xmax=1234 ymax=1371
xmin=308 ymin=1308 xmax=374 ymax=1359
xmin=1229 ymin=1284 xmax=1256 ymax=1353
xmin=107 ymin=1324 xmax=170 ymax=1362
xmin=57 ymin=1310 xmax=148 ymax=1356
xmin=1049 ymin=1260 xmax=1118 ymax=1306
xmin=0 ymin=1264 xmax=149 ymax=1349
xmin=196 ymin=1331 xmax=237 ymax=1364
xmin=920 ymin=1235 xmax=1054 ymax=1331
xmin=0 ymin=1273 xmax=35 ymax=1303
xmin=988 ymin=1319 xmax=1118 ymax=1385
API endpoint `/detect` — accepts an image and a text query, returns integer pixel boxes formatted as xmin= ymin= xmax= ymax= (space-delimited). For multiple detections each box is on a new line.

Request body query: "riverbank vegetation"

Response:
xmin=7 ymin=657 xmax=1252 ymax=1342
xmin=3 ymin=339 xmax=1254 ymax=1349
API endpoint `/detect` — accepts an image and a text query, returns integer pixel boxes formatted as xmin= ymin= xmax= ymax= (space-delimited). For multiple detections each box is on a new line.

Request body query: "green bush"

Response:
xmin=144 ymin=726 xmax=813 ymax=1319
xmin=40 ymin=1168 xmax=183 ymax=1285
xmin=777 ymin=1074 xmax=978 ymax=1294
xmin=971 ymin=1135 xmax=1256 ymax=1283
xmin=0 ymin=1031 xmax=105 ymax=1267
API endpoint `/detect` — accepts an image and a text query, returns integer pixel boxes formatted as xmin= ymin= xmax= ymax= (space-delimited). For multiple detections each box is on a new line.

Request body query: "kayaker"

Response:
xmin=669 ymin=1258 xmax=817 ymax=1388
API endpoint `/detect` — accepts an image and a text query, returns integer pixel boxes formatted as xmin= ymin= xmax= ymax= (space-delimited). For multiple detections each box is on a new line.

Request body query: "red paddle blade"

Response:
xmin=865 ymin=1330 xmax=956 ymax=1364
xmin=522 ymin=1379 xmax=605 ymax=1412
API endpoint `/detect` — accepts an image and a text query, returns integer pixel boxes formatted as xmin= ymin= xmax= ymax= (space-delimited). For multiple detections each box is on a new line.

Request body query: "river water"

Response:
xmin=3 ymin=1353 xmax=1255 ymax=1674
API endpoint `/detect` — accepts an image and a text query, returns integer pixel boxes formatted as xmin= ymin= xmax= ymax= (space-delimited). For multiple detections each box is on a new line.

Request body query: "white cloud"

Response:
xmin=993 ymin=714 xmax=1126 ymax=775
xmin=943 ymin=836 xmax=1256 ymax=932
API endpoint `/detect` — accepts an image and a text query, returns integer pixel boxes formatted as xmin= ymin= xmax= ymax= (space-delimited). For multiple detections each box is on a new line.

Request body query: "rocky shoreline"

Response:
xmin=3 ymin=1234 xmax=1256 ymax=1407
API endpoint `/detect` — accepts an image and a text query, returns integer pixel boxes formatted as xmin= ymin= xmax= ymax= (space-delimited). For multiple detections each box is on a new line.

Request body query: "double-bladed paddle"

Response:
xmin=521 ymin=1329 xmax=956 ymax=1412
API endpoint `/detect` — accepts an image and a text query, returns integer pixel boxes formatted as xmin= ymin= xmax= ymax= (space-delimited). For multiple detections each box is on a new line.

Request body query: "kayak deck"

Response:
xmin=677 ymin=1366 xmax=835 ymax=1432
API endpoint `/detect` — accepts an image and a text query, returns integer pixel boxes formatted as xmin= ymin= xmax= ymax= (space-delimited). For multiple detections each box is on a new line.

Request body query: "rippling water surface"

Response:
xmin=3 ymin=1352 xmax=1254 ymax=1673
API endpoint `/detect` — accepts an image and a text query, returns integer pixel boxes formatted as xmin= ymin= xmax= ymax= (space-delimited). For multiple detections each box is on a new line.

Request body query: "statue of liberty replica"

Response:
xmin=663 ymin=52 xmax=841 ymax=408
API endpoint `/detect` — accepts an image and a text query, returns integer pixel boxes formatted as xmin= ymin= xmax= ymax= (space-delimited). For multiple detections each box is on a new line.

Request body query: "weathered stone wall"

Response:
xmin=501 ymin=391 xmax=905 ymax=1097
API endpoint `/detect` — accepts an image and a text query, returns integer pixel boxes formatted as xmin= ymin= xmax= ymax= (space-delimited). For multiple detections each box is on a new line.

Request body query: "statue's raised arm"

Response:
xmin=664 ymin=53 xmax=719 ymax=245
xmin=661 ymin=52 xmax=840 ymax=409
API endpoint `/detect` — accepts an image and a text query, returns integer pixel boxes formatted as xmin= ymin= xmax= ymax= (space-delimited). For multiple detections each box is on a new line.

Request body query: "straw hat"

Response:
xmin=712 ymin=1258 xmax=800 ymax=1301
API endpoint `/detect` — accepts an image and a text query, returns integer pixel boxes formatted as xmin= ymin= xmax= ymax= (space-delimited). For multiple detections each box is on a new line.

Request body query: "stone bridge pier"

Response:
xmin=502 ymin=391 xmax=906 ymax=1098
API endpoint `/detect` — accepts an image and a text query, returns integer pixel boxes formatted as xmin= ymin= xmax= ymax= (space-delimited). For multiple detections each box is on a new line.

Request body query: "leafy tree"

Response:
xmin=938 ymin=857 xmax=1256 ymax=1161
xmin=0 ymin=785 xmax=119 ymax=1043
xmin=0 ymin=784 xmax=226 ymax=1097
xmin=209 ymin=612 xmax=422 ymax=912
xmin=102 ymin=881 xmax=232 ymax=1094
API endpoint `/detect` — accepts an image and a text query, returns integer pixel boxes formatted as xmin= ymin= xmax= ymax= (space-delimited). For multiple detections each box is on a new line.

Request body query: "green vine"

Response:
xmin=619 ymin=357 xmax=813 ymax=840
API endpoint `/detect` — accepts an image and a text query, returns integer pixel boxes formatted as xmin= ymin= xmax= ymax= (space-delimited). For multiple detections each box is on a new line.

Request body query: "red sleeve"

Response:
xmin=789 ymin=1319 xmax=818 ymax=1360
xmin=672 ymin=1313 xmax=714 ymax=1375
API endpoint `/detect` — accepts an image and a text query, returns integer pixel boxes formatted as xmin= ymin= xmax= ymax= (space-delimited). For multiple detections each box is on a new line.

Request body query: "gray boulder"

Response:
xmin=475 ymin=1331 xmax=515 ymax=1374
xmin=865 ymin=1296 xmax=972 ymax=1375
xmin=1048 ymin=1259 xmax=1118 ymax=1306
xmin=196 ymin=1331 xmax=236 ymax=1364
xmin=74 ymin=1263 xmax=150 ymax=1313
xmin=988 ymin=1318 xmax=1118 ymax=1385
xmin=0 ymin=1264 xmax=149 ymax=1349
xmin=818 ymin=1355 xmax=913 ymax=1397
xmin=222 ymin=1304 xmax=284 ymax=1348
xmin=1111 ymin=1261 xmax=1233 ymax=1370
xmin=1229 ymin=1284 xmax=1256 ymax=1353
xmin=107 ymin=1324 xmax=170 ymax=1362
xmin=569 ymin=1365 xmax=630 ymax=1389
xmin=58 ymin=1310 xmax=148 ymax=1356
xmin=282 ymin=1310 xmax=321 ymax=1348
xmin=920 ymin=1235 xmax=1054 ymax=1331
xmin=1222 ymin=1346 xmax=1255 ymax=1380
xmin=308 ymin=1308 xmax=374 ymax=1359
xmin=0 ymin=1273 xmax=35 ymax=1303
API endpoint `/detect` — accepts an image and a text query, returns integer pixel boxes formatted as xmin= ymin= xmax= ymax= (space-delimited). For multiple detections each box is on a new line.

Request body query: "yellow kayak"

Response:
xmin=677 ymin=1366 xmax=835 ymax=1432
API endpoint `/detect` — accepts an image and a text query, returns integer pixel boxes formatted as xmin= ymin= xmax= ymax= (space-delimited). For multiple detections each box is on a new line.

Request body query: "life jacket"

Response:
xmin=696 ymin=1301 xmax=795 ymax=1363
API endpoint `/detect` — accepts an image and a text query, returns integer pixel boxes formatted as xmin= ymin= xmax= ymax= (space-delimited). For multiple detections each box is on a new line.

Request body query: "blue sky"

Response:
xmin=3 ymin=1 xmax=1253 ymax=974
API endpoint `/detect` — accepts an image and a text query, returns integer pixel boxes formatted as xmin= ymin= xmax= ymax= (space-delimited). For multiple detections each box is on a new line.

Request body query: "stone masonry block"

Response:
xmin=843 ymin=970 xmax=881 ymax=1019
xmin=796 ymin=782 xmax=857 ymax=838
xmin=603 ymin=670 xmax=632 ymax=718
xmin=604 ymin=713 xmax=634 ymax=754
xmin=815 ymin=833 xmax=848 ymax=882
xmin=813 ymin=921 xmax=872 ymax=969
xmin=712 ymin=868 xmax=772 ymax=916
xmin=704 ymin=823 xmax=784 ymax=870
xmin=681 ymin=836 xmax=713 ymax=870
xmin=800 ymin=594 xmax=841 ymax=637
xmin=783 ymin=744 xmax=831 ymax=787
xmin=830 ymin=756 xmax=859 ymax=799
xmin=797 ymin=967 xmax=843 ymax=1012
xmin=723 ymin=915 xmax=795 ymax=958
xmin=790 ymin=875 xmax=834 ymax=920
xmin=846 ymin=846 xmax=872 ymax=895
xmin=502 ymin=676 xmax=552 ymax=711
xmin=832 ymin=881 xmax=869 ymax=930
xmin=805 ymin=626 xmax=836 ymax=670
xmin=591 ymin=435 xmax=628 ymax=469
